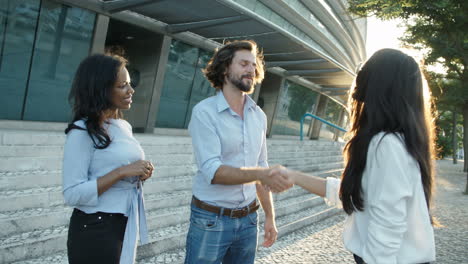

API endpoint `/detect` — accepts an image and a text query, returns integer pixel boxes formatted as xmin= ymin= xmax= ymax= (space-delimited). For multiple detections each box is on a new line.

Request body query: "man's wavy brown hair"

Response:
xmin=203 ymin=40 xmax=265 ymax=90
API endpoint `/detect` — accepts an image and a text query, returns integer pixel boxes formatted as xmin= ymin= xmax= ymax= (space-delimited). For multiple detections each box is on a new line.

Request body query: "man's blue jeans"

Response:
xmin=184 ymin=203 xmax=259 ymax=264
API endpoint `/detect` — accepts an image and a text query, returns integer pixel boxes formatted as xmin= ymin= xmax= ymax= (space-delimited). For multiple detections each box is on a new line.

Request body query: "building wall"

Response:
xmin=0 ymin=0 xmax=361 ymax=140
xmin=0 ymin=0 xmax=95 ymax=121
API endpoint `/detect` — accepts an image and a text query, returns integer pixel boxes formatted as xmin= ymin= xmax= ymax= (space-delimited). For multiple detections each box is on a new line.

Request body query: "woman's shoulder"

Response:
xmin=65 ymin=120 xmax=92 ymax=145
xmin=111 ymin=118 xmax=132 ymax=130
xmin=371 ymin=132 xmax=405 ymax=149
xmin=72 ymin=119 xmax=86 ymax=129
xmin=369 ymin=132 xmax=412 ymax=163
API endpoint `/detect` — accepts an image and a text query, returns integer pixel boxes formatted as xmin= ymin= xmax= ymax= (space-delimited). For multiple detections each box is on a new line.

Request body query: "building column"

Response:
xmin=251 ymin=83 xmax=261 ymax=103
xmin=144 ymin=35 xmax=172 ymax=133
xmin=333 ymin=108 xmax=346 ymax=141
xmin=89 ymin=14 xmax=109 ymax=54
xmin=309 ymin=94 xmax=328 ymax=140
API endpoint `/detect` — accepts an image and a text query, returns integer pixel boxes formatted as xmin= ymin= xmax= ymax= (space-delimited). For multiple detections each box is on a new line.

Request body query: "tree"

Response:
xmin=426 ymin=71 xmax=464 ymax=162
xmin=348 ymin=0 xmax=468 ymax=193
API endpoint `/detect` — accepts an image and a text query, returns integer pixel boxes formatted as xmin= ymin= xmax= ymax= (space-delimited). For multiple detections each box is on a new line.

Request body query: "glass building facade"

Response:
xmin=155 ymin=40 xmax=214 ymax=129
xmin=0 ymin=0 xmax=352 ymax=141
xmin=0 ymin=0 xmax=95 ymax=121
xmin=271 ymin=81 xmax=319 ymax=137
xmin=320 ymin=99 xmax=344 ymax=140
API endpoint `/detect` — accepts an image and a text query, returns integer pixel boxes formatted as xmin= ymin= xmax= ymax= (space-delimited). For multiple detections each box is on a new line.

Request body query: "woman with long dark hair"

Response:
xmin=62 ymin=54 xmax=153 ymax=264
xmin=274 ymin=49 xmax=436 ymax=263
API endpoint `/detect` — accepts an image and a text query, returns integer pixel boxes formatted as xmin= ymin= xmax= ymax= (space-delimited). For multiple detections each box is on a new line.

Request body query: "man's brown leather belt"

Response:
xmin=192 ymin=196 xmax=260 ymax=218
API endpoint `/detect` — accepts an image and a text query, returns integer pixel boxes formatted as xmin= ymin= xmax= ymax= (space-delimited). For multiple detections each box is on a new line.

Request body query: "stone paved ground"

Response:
xmin=255 ymin=160 xmax=468 ymax=264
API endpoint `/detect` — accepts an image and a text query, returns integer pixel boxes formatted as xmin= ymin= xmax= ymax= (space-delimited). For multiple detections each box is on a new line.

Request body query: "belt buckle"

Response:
xmin=230 ymin=206 xmax=248 ymax=218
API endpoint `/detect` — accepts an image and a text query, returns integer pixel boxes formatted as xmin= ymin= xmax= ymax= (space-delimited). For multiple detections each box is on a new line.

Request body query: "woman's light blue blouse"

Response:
xmin=62 ymin=119 xmax=148 ymax=264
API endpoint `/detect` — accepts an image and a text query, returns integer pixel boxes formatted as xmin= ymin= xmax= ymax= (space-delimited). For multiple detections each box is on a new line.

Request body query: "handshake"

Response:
xmin=258 ymin=165 xmax=294 ymax=193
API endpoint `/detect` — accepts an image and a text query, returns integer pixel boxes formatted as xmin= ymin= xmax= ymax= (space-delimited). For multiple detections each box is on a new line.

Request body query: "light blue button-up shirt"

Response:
xmin=188 ymin=91 xmax=269 ymax=208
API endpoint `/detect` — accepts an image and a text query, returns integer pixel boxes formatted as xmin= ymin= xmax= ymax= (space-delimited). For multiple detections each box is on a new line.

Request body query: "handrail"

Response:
xmin=300 ymin=113 xmax=347 ymax=141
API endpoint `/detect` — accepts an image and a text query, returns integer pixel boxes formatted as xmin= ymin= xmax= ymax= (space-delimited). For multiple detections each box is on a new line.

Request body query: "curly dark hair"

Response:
xmin=203 ymin=40 xmax=265 ymax=90
xmin=65 ymin=54 xmax=128 ymax=149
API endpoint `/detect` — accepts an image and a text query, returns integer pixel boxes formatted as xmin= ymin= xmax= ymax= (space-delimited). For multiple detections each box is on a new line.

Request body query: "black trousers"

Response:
xmin=353 ymin=254 xmax=430 ymax=264
xmin=67 ymin=208 xmax=128 ymax=264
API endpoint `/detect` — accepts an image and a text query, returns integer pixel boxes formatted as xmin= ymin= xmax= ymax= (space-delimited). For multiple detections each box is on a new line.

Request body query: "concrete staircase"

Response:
xmin=0 ymin=128 xmax=344 ymax=264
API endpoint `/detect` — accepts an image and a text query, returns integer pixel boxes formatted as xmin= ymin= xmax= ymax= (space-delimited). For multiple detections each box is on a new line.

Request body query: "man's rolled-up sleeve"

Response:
xmin=258 ymin=114 xmax=269 ymax=168
xmin=188 ymin=108 xmax=223 ymax=184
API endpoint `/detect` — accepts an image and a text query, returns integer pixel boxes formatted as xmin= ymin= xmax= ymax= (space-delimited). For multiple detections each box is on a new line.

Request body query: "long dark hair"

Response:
xmin=203 ymin=40 xmax=265 ymax=90
xmin=340 ymin=49 xmax=435 ymax=218
xmin=65 ymin=54 xmax=127 ymax=149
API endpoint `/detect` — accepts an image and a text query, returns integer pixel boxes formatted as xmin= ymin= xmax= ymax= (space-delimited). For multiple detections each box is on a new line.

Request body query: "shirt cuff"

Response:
xmin=204 ymin=160 xmax=223 ymax=184
xmin=63 ymin=179 xmax=99 ymax=207
xmin=325 ymin=177 xmax=342 ymax=208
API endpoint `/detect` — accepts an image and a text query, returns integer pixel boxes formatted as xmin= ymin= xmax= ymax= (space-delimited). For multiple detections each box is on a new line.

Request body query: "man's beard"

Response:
xmin=228 ymin=73 xmax=254 ymax=93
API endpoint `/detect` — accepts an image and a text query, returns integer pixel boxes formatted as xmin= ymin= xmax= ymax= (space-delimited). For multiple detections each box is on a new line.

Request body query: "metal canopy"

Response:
xmin=79 ymin=0 xmax=358 ymax=103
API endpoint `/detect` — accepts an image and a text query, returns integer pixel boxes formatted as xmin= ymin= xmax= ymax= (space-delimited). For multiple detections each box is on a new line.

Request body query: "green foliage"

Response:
xmin=348 ymin=0 xmax=467 ymax=76
xmin=434 ymin=110 xmax=464 ymax=158
xmin=324 ymin=100 xmax=342 ymax=124
xmin=348 ymin=0 xmax=468 ymax=163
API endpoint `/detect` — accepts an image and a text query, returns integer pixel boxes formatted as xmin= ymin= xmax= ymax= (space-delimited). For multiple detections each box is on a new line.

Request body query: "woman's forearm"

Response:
xmin=97 ymin=168 xmax=125 ymax=196
xmin=290 ymin=170 xmax=327 ymax=197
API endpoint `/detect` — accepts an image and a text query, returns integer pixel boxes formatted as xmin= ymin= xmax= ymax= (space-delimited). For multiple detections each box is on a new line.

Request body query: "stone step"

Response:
xmin=0 ymin=146 xmax=64 ymax=157
xmin=0 ymin=152 xmax=343 ymax=190
xmin=0 ymin=151 xmax=343 ymax=177
xmin=271 ymin=155 xmax=343 ymax=167
xmin=269 ymin=149 xmax=342 ymax=159
xmin=0 ymin=166 xmax=343 ymax=238
xmin=0 ymin=163 xmax=343 ymax=212
xmin=0 ymin=190 xmax=328 ymax=263
xmin=0 ymin=170 xmax=63 ymax=191
xmin=0 ymin=175 xmax=194 ymax=212
xmin=0 ymin=172 xmax=334 ymax=238
xmin=136 ymin=200 xmax=337 ymax=260
xmin=11 ymin=201 xmax=340 ymax=264
xmin=0 ymin=131 xmax=66 ymax=146
xmin=0 ymin=131 xmax=193 ymax=147
xmin=0 ymin=142 xmax=341 ymax=160
xmin=0 ymin=154 xmax=198 ymax=173
xmin=0 ymin=129 xmax=342 ymax=148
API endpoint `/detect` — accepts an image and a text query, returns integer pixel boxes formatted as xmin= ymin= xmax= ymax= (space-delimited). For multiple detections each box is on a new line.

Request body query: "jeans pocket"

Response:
xmin=247 ymin=212 xmax=258 ymax=226
xmin=190 ymin=208 xmax=219 ymax=230
xmin=78 ymin=213 xmax=108 ymax=231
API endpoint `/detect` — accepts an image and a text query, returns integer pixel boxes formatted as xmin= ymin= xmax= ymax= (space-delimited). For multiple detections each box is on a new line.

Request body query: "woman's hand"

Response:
xmin=97 ymin=160 xmax=154 ymax=196
xmin=120 ymin=160 xmax=154 ymax=181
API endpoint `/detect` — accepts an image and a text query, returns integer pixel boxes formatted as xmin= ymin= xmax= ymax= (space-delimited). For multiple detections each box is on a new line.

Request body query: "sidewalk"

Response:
xmin=255 ymin=159 xmax=468 ymax=263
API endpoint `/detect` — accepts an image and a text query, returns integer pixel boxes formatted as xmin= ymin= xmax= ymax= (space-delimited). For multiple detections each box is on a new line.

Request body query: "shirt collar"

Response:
xmin=216 ymin=90 xmax=257 ymax=113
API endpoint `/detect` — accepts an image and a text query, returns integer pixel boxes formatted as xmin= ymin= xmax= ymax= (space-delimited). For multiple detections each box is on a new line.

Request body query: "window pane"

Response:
xmin=272 ymin=81 xmax=318 ymax=136
xmin=0 ymin=0 xmax=39 ymax=119
xmin=320 ymin=99 xmax=343 ymax=139
xmin=23 ymin=0 xmax=95 ymax=121
xmin=156 ymin=40 xmax=199 ymax=128
xmin=184 ymin=49 xmax=215 ymax=127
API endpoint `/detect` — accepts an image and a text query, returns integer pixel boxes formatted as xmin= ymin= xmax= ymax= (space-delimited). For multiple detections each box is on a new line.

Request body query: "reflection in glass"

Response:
xmin=320 ymin=99 xmax=344 ymax=140
xmin=184 ymin=49 xmax=215 ymax=127
xmin=23 ymin=0 xmax=95 ymax=121
xmin=271 ymin=81 xmax=318 ymax=136
xmin=0 ymin=0 xmax=40 ymax=119
xmin=156 ymin=40 xmax=199 ymax=128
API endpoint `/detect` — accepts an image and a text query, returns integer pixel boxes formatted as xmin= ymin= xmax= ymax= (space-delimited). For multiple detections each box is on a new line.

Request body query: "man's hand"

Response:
xmin=259 ymin=165 xmax=293 ymax=193
xmin=262 ymin=216 xmax=278 ymax=247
